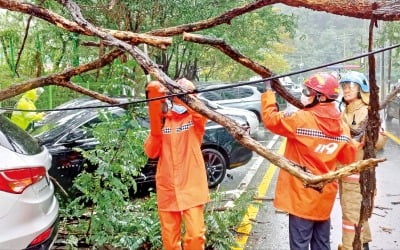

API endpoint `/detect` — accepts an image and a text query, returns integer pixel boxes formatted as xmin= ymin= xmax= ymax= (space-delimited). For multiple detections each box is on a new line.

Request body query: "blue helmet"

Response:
xmin=339 ymin=71 xmax=369 ymax=93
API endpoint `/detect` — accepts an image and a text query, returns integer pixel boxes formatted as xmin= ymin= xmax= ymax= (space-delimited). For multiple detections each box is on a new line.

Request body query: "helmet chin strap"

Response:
xmin=305 ymin=93 xmax=332 ymax=108
xmin=303 ymin=95 xmax=319 ymax=108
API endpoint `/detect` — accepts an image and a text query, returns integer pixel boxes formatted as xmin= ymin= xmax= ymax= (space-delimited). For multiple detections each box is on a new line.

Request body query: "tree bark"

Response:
xmin=56 ymin=0 xmax=385 ymax=190
xmin=0 ymin=49 xmax=124 ymax=103
xmin=353 ymin=18 xmax=380 ymax=250
xmin=0 ymin=0 xmax=172 ymax=49
xmin=148 ymin=0 xmax=400 ymax=39
xmin=0 ymin=0 xmax=393 ymax=187
xmin=183 ymin=32 xmax=303 ymax=108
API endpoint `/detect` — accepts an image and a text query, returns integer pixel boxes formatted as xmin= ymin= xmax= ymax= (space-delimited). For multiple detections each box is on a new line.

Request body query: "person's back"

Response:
xmin=261 ymin=72 xmax=359 ymax=250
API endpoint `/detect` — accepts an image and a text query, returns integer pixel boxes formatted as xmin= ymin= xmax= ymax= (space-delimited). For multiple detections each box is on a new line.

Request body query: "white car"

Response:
xmin=0 ymin=115 xmax=59 ymax=249
xmin=198 ymin=85 xmax=262 ymax=121
xmin=200 ymin=97 xmax=259 ymax=137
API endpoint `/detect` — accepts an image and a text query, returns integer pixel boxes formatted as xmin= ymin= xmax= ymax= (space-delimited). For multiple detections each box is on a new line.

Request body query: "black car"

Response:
xmin=30 ymin=98 xmax=253 ymax=191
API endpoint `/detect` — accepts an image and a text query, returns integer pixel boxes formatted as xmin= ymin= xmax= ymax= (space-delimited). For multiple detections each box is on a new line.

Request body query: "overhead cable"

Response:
xmin=1 ymin=42 xmax=400 ymax=113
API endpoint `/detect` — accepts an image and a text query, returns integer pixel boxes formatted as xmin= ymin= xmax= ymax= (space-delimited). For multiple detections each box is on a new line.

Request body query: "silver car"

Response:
xmin=199 ymin=97 xmax=259 ymax=137
xmin=0 ymin=115 xmax=59 ymax=249
xmin=198 ymin=84 xmax=262 ymax=121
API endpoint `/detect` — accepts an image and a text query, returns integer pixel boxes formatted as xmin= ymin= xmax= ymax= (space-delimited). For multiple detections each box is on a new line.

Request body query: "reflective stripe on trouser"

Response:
xmin=158 ymin=205 xmax=206 ymax=250
xmin=339 ymin=179 xmax=372 ymax=250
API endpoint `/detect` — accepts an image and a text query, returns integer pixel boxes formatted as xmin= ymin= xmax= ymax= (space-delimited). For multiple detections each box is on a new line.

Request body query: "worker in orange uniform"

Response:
xmin=338 ymin=71 xmax=387 ymax=250
xmin=261 ymin=72 xmax=360 ymax=250
xmin=144 ymin=78 xmax=209 ymax=250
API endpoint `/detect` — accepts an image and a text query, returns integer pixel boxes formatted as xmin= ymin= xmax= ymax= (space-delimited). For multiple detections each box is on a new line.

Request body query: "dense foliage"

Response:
xmin=0 ymin=1 xmax=296 ymax=109
xmin=58 ymin=109 xmax=255 ymax=249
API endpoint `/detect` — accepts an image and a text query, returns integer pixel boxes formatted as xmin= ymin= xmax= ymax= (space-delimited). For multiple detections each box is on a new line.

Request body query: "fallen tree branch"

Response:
xmin=148 ymin=0 xmax=400 ymax=38
xmin=148 ymin=0 xmax=279 ymax=36
xmin=380 ymin=83 xmax=400 ymax=110
xmin=0 ymin=0 xmax=172 ymax=49
xmin=61 ymin=0 xmax=386 ymax=189
xmin=0 ymin=49 xmax=124 ymax=104
xmin=183 ymin=32 xmax=302 ymax=108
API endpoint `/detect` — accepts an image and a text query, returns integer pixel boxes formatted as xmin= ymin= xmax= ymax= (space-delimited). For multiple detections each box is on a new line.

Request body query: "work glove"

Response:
xmin=264 ymin=80 xmax=272 ymax=92
xmin=146 ymin=81 xmax=167 ymax=136
xmin=172 ymin=78 xmax=197 ymax=110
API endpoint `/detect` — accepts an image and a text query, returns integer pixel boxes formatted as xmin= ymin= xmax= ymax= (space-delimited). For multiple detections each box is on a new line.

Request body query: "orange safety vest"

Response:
xmin=261 ymin=91 xmax=359 ymax=221
xmin=144 ymin=106 xmax=210 ymax=211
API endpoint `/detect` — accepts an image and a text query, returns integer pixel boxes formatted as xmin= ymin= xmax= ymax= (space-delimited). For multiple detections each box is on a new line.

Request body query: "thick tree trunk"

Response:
xmin=353 ymin=18 xmax=381 ymax=250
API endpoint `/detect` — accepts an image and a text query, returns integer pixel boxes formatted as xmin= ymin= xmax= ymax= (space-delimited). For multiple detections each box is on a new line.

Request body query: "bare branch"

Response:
xmin=183 ymin=32 xmax=303 ymax=108
xmin=0 ymin=0 xmax=172 ymax=49
xmin=14 ymin=15 xmax=33 ymax=77
xmin=373 ymin=0 xmax=400 ymax=20
xmin=148 ymin=0 xmax=279 ymax=36
xmin=0 ymin=49 xmax=124 ymax=102
xmin=380 ymin=84 xmax=400 ymax=110
xmin=58 ymin=81 xmax=120 ymax=104
xmin=148 ymin=0 xmax=400 ymax=38
xmin=58 ymin=0 xmax=181 ymax=91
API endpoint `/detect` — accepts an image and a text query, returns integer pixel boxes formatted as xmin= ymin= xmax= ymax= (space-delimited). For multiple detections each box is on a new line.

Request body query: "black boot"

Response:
xmin=363 ymin=242 xmax=369 ymax=250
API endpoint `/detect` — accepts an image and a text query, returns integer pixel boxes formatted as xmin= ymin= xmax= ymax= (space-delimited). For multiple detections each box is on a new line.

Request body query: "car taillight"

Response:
xmin=0 ymin=167 xmax=46 ymax=194
xmin=28 ymin=226 xmax=53 ymax=247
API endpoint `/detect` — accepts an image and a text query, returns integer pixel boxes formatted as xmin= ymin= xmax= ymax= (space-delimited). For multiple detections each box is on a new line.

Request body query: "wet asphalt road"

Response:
xmin=219 ymin=118 xmax=400 ymax=250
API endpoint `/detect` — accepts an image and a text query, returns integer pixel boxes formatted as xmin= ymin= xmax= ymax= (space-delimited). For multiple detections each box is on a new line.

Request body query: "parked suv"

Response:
xmin=198 ymin=85 xmax=262 ymax=120
xmin=0 ymin=114 xmax=59 ymax=249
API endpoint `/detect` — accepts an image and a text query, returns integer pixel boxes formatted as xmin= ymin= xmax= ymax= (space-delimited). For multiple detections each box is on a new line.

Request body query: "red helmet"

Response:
xmin=304 ymin=72 xmax=340 ymax=99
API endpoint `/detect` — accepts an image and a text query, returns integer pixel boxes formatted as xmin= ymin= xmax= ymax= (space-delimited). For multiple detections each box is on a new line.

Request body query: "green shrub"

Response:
xmin=58 ymin=107 xmax=252 ymax=249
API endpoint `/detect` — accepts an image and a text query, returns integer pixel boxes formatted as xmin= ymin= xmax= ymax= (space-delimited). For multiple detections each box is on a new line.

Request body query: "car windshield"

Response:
xmin=0 ymin=115 xmax=42 ymax=155
xmin=40 ymin=98 xmax=100 ymax=123
xmin=31 ymin=108 xmax=108 ymax=144
xmin=39 ymin=97 xmax=136 ymax=124
xmin=31 ymin=103 xmax=145 ymax=144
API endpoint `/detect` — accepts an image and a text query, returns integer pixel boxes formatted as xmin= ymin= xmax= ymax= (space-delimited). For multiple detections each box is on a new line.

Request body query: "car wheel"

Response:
xmin=202 ymin=148 xmax=227 ymax=188
xmin=384 ymin=108 xmax=393 ymax=121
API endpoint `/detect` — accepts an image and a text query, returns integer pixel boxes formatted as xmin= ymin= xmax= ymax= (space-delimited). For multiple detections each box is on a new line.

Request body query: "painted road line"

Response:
xmin=237 ymin=134 xmax=280 ymax=191
xmin=385 ymin=131 xmax=400 ymax=144
xmin=223 ymin=135 xmax=280 ymax=209
xmin=232 ymin=138 xmax=287 ymax=250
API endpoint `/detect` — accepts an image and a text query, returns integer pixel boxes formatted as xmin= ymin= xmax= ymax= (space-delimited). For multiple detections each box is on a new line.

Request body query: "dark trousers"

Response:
xmin=289 ymin=214 xmax=331 ymax=250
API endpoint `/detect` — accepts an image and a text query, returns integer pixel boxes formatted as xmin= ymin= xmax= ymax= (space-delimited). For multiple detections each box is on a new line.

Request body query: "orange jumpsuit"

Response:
xmin=144 ymin=89 xmax=209 ymax=249
xmin=261 ymin=90 xmax=359 ymax=221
